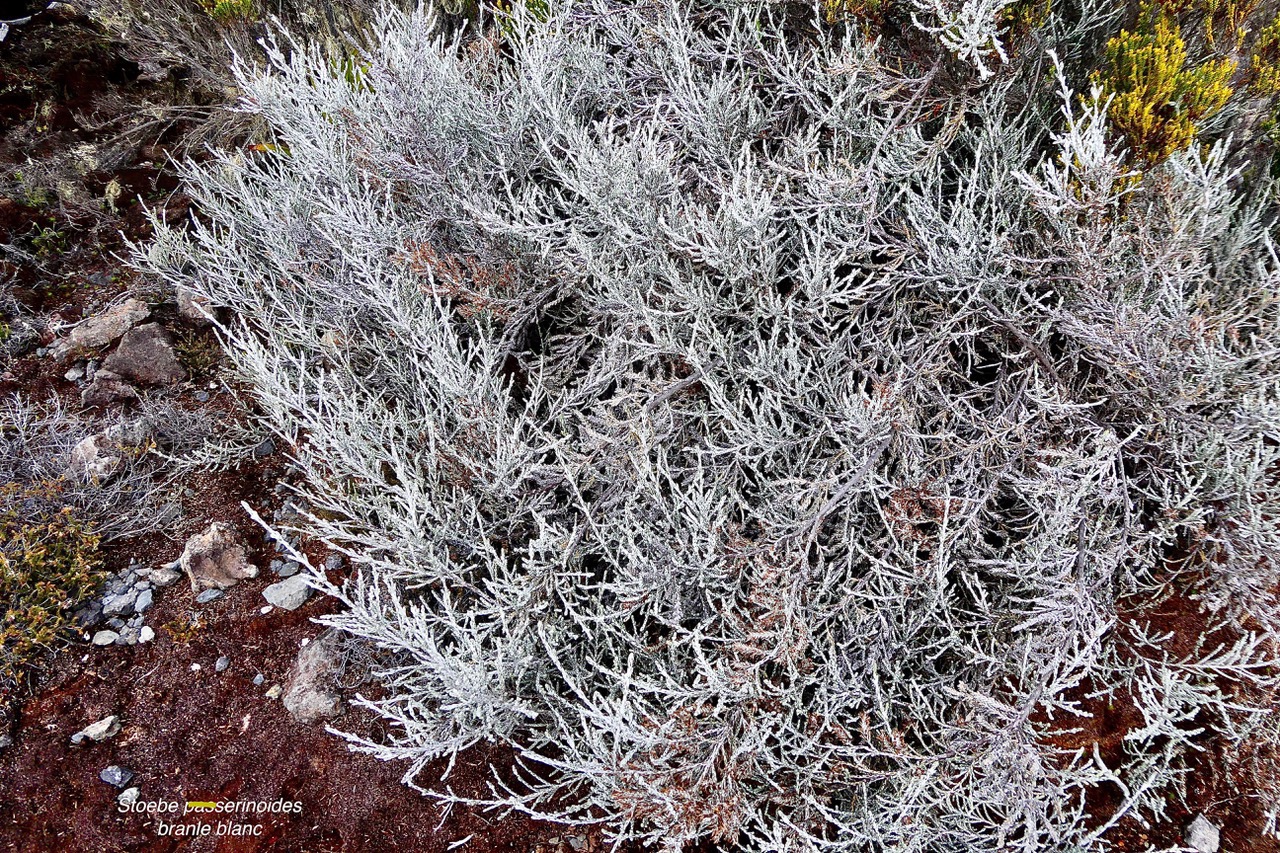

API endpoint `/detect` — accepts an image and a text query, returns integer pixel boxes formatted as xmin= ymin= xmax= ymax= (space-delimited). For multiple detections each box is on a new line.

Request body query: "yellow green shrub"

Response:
xmin=1203 ymin=0 xmax=1257 ymax=50
xmin=1093 ymin=12 xmax=1236 ymax=163
xmin=0 ymin=484 xmax=103 ymax=700
xmin=1251 ymin=13 xmax=1280 ymax=94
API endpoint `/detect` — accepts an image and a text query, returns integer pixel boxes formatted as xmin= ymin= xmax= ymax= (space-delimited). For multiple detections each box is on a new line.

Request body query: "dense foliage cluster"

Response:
xmin=138 ymin=0 xmax=1280 ymax=849
xmin=0 ymin=486 xmax=102 ymax=702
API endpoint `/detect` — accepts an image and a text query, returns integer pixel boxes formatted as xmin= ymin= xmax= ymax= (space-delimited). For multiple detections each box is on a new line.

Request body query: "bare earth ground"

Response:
xmin=0 ymin=6 xmax=1276 ymax=852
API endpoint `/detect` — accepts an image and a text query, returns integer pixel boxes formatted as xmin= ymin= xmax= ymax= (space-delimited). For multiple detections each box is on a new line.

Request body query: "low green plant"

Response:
xmin=200 ymin=0 xmax=254 ymax=24
xmin=30 ymin=226 xmax=66 ymax=259
xmin=173 ymin=328 xmax=224 ymax=378
xmin=494 ymin=0 xmax=551 ymax=42
xmin=0 ymin=483 xmax=103 ymax=700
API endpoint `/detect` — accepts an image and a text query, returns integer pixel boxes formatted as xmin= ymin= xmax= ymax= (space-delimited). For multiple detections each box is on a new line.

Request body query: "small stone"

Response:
xmin=181 ymin=522 xmax=256 ymax=592
xmin=1184 ymin=815 xmax=1220 ymax=853
xmin=0 ymin=735 xmax=11 ymax=750
xmin=64 ymin=363 xmax=85 ymax=382
xmin=71 ymin=715 xmax=122 ymax=745
xmin=252 ymin=673 xmax=264 ymax=686
xmin=215 ymin=655 xmax=230 ymax=673
xmin=277 ymin=560 xmax=301 ymax=578
xmin=138 ymin=626 xmax=155 ymax=643
xmin=251 ymin=437 xmax=275 ymax=459
xmin=142 ymin=563 xmax=181 ymax=589
xmin=265 ymin=685 xmax=282 ymax=699
xmin=50 ymin=298 xmax=149 ymax=362
xmin=106 ymin=617 xmax=125 ymax=630
xmin=102 ymin=589 xmax=138 ymax=618
xmin=117 ymin=787 xmax=140 ymax=808
xmin=134 ymin=588 xmax=153 ymax=613
xmin=102 ymin=418 xmax=152 ymax=448
xmin=282 ymin=629 xmax=344 ymax=723
xmin=195 ymin=588 xmax=224 ymax=604
xmin=260 ymin=605 xmax=273 ymax=615
xmin=99 ymin=765 xmax=134 ymax=788
xmin=194 ymin=390 xmax=210 ymax=402
xmin=191 ymin=663 xmax=201 ymax=672
xmin=74 ymin=601 xmax=103 ymax=628
xmin=269 ymin=559 xmax=284 ymax=574
xmin=92 ymin=630 xmax=119 ymax=646
xmin=323 ymin=554 xmax=344 ymax=571
xmin=176 ymin=286 xmax=211 ymax=323
xmin=102 ymin=323 xmax=186 ymax=386
xmin=65 ymin=435 xmax=124 ymax=483
xmin=116 ymin=627 xmax=138 ymax=645
xmin=262 ymin=575 xmax=311 ymax=611
xmin=80 ymin=372 xmax=139 ymax=408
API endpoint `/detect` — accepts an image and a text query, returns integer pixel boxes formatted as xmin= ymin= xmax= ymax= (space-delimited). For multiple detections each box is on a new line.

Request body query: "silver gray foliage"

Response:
xmin=135 ymin=1 xmax=1280 ymax=849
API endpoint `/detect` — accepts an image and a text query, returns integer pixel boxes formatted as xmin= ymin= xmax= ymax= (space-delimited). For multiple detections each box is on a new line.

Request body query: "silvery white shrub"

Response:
xmin=135 ymin=1 xmax=1280 ymax=849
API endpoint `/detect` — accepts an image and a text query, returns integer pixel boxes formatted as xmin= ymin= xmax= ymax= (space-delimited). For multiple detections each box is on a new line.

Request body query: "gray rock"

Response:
xmin=50 ymin=299 xmax=149 ymax=362
xmin=80 ymin=371 xmax=139 ymax=408
xmin=138 ymin=626 xmax=155 ymax=643
xmin=99 ymin=765 xmax=134 ymax=788
xmin=116 ymin=627 xmax=139 ymax=645
xmin=102 ymin=589 xmax=137 ymax=618
xmin=133 ymin=588 xmax=153 ymax=614
xmin=106 ymin=617 xmax=125 ymax=630
xmin=102 ymin=418 xmax=153 ymax=448
xmin=176 ymin=286 xmax=212 ymax=324
xmin=252 ymin=673 xmax=264 ymax=686
xmin=194 ymin=390 xmax=210 ymax=402
xmin=262 ymin=575 xmax=311 ymax=611
xmin=195 ymin=588 xmax=224 ymax=604
xmin=117 ymin=787 xmax=141 ymax=808
xmin=323 ymin=554 xmax=344 ymax=571
xmin=0 ymin=734 xmax=12 ymax=750
xmin=181 ymin=522 xmax=256 ymax=591
xmin=265 ymin=685 xmax=283 ymax=700
xmin=141 ymin=562 xmax=181 ymax=589
xmin=102 ymin=323 xmax=186 ymax=387
xmin=1185 ymin=815 xmax=1220 ymax=853
xmin=74 ymin=601 xmax=103 ymax=628
xmin=215 ymin=655 xmax=230 ymax=673
xmin=251 ymin=437 xmax=275 ymax=459
xmin=282 ymin=630 xmax=344 ymax=723
xmin=65 ymin=435 xmax=124 ymax=483
xmin=277 ymin=561 xmax=301 ymax=579
xmin=91 ymin=630 xmax=119 ymax=646
xmin=64 ymin=363 xmax=85 ymax=382
xmin=71 ymin=715 xmax=122 ymax=745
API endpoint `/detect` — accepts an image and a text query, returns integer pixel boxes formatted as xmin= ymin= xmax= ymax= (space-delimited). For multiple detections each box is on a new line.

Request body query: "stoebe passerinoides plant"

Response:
xmin=136 ymin=1 xmax=1280 ymax=849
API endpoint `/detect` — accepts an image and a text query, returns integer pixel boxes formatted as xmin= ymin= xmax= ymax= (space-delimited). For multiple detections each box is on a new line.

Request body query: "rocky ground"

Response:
xmin=0 ymin=3 xmax=1274 ymax=853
